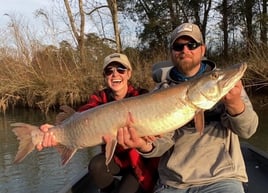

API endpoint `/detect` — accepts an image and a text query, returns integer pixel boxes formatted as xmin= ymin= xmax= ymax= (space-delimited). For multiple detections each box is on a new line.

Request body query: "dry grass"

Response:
xmin=0 ymin=42 xmax=103 ymax=113
xmin=244 ymin=43 xmax=268 ymax=87
xmin=243 ymin=43 xmax=268 ymax=107
xmin=0 ymin=19 xmax=267 ymax=113
xmin=1 ymin=41 xmax=267 ymax=113
xmin=0 ymin=37 xmax=168 ymax=113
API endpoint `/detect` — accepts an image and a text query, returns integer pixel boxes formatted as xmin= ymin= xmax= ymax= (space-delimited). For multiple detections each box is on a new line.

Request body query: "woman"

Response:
xmin=37 ymin=53 xmax=159 ymax=193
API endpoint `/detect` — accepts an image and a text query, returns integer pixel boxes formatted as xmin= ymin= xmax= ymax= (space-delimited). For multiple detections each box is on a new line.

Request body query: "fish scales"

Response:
xmin=52 ymin=91 xmax=190 ymax=147
xmin=65 ymin=84 xmax=191 ymax=140
xmin=11 ymin=63 xmax=247 ymax=165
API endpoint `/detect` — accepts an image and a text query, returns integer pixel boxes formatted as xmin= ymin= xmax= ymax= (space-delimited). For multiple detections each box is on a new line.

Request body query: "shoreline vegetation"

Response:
xmin=0 ymin=49 xmax=267 ymax=114
xmin=0 ymin=22 xmax=267 ymax=114
xmin=0 ymin=44 xmax=160 ymax=113
xmin=0 ymin=42 xmax=267 ymax=114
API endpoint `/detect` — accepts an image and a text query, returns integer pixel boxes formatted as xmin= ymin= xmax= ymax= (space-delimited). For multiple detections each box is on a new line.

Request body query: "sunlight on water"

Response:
xmin=0 ymin=108 xmax=99 ymax=193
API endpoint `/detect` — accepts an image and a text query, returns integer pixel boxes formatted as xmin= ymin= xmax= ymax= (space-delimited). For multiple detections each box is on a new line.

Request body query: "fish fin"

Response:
xmin=126 ymin=111 xmax=135 ymax=126
xmin=56 ymin=145 xmax=77 ymax=166
xmin=11 ymin=123 xmax=43 ymax=164
xmin=194 ymin=110 xmax=205 ymax=134
xmin=55 ymin=105 xmax=76 ymax=125
xmin=105 ymin=138 xmax=117 ymax=169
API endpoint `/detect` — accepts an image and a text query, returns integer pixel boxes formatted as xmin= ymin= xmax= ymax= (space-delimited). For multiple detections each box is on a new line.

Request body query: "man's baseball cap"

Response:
xmin=103 ymin=53 xmax=132 ymax=70
xmin=170 ymin=23 xmax=204 ymax=46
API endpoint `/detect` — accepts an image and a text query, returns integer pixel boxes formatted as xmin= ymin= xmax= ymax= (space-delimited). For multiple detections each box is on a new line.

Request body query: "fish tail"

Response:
xmin=11 ymin=123 xmax=43 ymax=164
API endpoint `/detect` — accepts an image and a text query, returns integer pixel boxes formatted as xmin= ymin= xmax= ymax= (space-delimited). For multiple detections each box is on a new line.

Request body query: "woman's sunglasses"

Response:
xmin=104 ymin=66 xmax=128 ymax=76
xmin=172 ymin=42 xmax=202 ymax=52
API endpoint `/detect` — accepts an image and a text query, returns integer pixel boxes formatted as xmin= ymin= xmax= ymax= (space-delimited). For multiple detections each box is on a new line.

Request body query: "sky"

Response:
xmin=0 ymin=0 xmax=67 ymax=46
xmin=0 ymin=0 xmax=52 ymax=27
xmin=0 ymin=0 xmax=138 ymax=47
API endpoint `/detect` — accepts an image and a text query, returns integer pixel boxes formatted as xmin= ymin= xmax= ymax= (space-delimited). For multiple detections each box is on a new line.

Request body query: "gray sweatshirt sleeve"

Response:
xmin=139 ymin=131 xmax=175 ymax=158
xmin=224 ymin=88 xmax=258 ymax=138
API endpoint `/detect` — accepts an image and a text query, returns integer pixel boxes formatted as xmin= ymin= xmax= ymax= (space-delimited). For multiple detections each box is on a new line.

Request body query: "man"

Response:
xmin=117 ymin=23 xmax=258 ymax=193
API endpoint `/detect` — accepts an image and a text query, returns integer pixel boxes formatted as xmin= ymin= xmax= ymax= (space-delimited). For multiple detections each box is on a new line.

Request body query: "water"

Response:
xmin=0 ymin=108 xmax=99 ymax=193
xmin=0 ymin=107 xmax=267 ymax=193
xmin=243 ymin=107 xmax=268 ymax=152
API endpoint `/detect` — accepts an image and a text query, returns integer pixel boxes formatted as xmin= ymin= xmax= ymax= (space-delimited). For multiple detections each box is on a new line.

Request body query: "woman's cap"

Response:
xmin=103 ymin=53 xmax=132 ymax=70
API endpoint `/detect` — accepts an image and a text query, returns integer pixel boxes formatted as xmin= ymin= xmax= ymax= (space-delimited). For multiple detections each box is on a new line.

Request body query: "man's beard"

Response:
xmin=173 ymin=55 xmax=199 ymax=75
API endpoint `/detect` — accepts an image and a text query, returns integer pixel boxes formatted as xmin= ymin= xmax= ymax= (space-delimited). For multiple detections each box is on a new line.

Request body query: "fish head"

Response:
xmin=187 ymin=63 xmax=247 ymax=109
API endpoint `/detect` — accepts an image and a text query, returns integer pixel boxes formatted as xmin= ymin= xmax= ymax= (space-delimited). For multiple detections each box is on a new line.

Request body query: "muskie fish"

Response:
xmin=11 ymin=63 xmax=247 ymax=166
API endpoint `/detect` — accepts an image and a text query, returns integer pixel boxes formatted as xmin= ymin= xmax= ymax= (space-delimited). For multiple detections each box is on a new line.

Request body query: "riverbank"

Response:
xmin=0 ymin=45 xmax=267 ymax=114
xmin=251 ymin=94 xmax=268 ymax=109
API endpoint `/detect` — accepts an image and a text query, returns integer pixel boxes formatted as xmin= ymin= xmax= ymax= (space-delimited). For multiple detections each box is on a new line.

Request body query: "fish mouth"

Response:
xmin=188 ymin=63 xmax=248 ymax=110
xmin=220 ymin=63 xmax=247 ymax=92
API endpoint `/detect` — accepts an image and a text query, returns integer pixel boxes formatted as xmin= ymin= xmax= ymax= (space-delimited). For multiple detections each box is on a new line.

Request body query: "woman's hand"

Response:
xmin=36 ymin=124 xmax=57 ymax=151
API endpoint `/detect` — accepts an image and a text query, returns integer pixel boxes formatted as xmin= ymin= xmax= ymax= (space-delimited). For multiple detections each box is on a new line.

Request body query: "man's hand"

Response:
xmin=117 ymin=126 xmax=157 ymax=153
xmin=222 ymin=80 xmax=245 ymax=116
xmin=36 ymin=124 xmax=57 ymax=151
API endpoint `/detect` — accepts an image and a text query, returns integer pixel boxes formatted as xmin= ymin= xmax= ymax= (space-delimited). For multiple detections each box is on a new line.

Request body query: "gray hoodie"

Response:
xmin=140 ymin=60 xmax=258 ymax=189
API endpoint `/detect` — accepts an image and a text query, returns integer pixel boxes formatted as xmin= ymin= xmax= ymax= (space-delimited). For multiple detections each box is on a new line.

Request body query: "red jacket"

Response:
xmin=78 ymin=84 xmax=159 ymax=192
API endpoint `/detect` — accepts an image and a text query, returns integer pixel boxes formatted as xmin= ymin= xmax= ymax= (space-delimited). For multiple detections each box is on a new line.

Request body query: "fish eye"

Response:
xmin=211 ymin=72 xmax=219 ymax=79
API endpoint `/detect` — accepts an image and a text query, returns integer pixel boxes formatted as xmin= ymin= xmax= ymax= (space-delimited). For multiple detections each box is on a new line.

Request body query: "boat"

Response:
xmin=240 ymin=142 xmax=268 ymax=193
xmin=58 ymin=142 xmax=268 ymax=193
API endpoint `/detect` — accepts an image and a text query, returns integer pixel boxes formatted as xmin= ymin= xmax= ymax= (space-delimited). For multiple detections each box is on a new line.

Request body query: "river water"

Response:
xmin=0 ymin=107 xmax=267 ymax=193
xmin=0 ymin=108 xmax=99 ymax=193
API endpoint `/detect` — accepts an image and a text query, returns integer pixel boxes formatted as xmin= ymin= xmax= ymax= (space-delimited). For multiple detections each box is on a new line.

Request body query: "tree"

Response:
xmin=260 ymin=0 xmax=267 ymax=44
xmin=64 ymin=0 xmax=86 ymax=66
xmin=118 ymin=0 xmax=213 ymax=50
xmin=217 ymin=0 xmax=230 ymax=58
xmin=244 ymin=0 xmax=256 ymax=43
xmin=107 ymin=0 xmax=122 ymax=52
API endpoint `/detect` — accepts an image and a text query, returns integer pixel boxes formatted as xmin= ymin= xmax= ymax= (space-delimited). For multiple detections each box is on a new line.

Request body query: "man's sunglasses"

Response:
xmin=172 ymin=42 xmax=202 ymax=52
xmin=104 ymin=66 xmax=128 ymax=76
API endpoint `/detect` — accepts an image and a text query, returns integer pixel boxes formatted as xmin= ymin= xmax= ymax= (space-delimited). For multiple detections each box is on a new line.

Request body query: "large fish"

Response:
xmin=11 ymin=63 xmax=247 ymax=166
